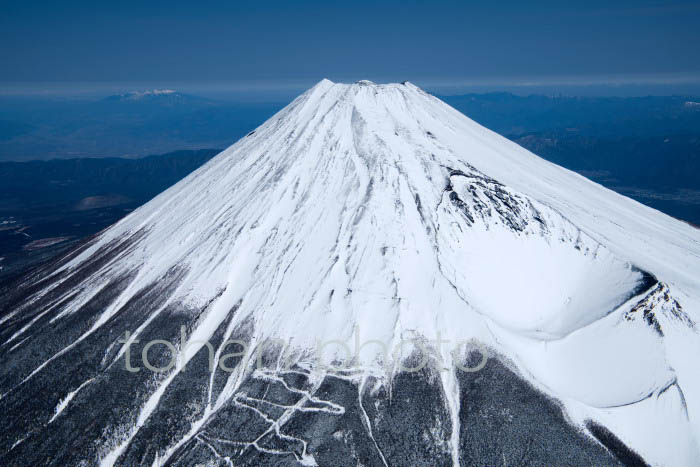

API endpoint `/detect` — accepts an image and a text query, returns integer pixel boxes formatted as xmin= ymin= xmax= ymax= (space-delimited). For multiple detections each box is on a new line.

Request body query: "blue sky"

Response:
xmin=2 ymin=0 xmax=700 ymax=94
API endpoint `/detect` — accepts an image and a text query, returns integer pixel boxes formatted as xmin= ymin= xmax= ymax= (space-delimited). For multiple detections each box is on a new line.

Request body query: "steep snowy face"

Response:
xmin=2 ymin=79 xmax=700 ymax=466
xmin=41 ymin=79 xmax=663 ymax=343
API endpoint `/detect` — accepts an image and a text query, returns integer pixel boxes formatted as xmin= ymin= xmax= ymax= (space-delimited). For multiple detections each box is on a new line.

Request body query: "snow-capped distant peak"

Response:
xmin=129 ymin=89 xmax=176 ymax=97
xmin=108 ymin=89 xmax=180 ymax=101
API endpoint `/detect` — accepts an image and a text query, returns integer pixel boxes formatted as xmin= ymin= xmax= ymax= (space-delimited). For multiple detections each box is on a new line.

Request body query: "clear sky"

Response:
xmin=2 ymin=0 xmax=700 ymax=94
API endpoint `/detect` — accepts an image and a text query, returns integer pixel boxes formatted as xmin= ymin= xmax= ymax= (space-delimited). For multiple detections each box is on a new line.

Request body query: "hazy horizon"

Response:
xmin=3 ymin=73 xmax=700 ymax=99
xmin=3 ymin=0 xmax=700 ymax=98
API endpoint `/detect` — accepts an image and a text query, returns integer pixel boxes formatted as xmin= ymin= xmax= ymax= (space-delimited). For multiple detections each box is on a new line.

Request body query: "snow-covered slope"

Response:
xmin=1 ymin=79 xmax=699 ymax=466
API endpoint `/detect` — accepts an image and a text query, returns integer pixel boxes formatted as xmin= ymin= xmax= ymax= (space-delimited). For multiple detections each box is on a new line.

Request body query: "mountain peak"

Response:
xmin=2 ymin=79 xmax=699 ymax=466
xmin=104 ymin=89 xmax=183 ymax=102
xmin=309 ymin=78 xmax=423 ymax=95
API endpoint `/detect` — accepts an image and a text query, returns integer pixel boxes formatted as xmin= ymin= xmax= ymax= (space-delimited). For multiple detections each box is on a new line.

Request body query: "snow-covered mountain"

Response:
xmin=104 ymin=89 xmax=182 ymax=102
xmin=2 ymin=79 xmax=700 ymax=466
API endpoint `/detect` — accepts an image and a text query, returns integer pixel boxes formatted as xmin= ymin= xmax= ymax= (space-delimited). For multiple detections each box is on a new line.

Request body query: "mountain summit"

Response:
xmin=2 ymin=80 xmax=700 ymax=466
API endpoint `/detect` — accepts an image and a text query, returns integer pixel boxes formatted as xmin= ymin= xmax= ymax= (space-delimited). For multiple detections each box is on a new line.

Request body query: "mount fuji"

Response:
xmin=2 ymin=79 xmax=700 ymax=466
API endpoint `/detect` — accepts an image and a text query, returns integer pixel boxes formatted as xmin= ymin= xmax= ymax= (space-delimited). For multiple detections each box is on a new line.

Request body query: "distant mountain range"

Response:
xmin=0 ymin=90 xmax=284 ymax=161
xmin=1 ymin=90 xmax=699 ymax=164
